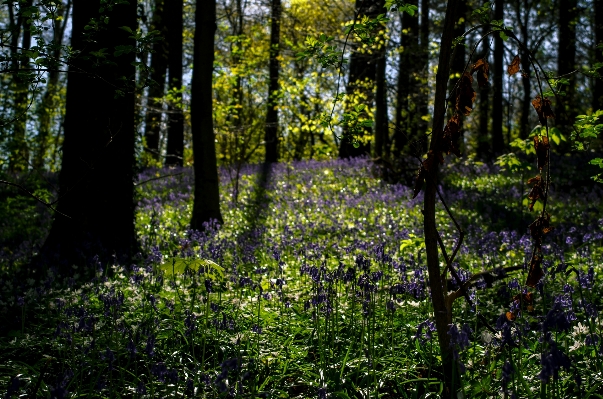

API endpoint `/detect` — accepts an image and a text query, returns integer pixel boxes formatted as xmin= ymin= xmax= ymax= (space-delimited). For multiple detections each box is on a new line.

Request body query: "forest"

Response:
xmin=1 ymin=0 xmax=603 ymax=397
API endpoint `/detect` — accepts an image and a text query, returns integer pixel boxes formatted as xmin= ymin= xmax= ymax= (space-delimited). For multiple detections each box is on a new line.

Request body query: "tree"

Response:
xmin=164 ymin=0 xmax=184 ymax=167
xmin=41 ymin=0 xmax=138 ymax=268
xmin=422 ymin=0 xmax=460 ymax=393
xmin=190 ymin=0 xmax=223 ymax=229
xmin=393 ymin=0 xmax=419 ymax=158
xmin=476 ymin=20 xmax=490 ymax=159
xmin=143 ymin=0 xmax=168 ymax=163
xmin=491 ymin=0 xmax=504 ymax=153
xmin=339 ymin=0 xmax=384 ymax=158
xmin=557 ymin=0 xmax=578 ymax=132
xmin=264 ymin=0 xmax=282 ymax=164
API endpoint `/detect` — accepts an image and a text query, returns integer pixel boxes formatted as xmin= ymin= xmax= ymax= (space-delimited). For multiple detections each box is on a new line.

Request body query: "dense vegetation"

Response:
xmin=2 ymin=0 xmax=603 ymax=398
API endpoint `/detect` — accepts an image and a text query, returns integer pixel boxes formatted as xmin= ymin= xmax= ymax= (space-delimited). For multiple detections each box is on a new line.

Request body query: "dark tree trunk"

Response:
xmin=339 ymin=0 xmax=384 ymax=158
xmin=190 ymin=0 xmax=223 ymax=230
xmin=515 ymin=0 xmax=530 ymax=139
xmin=423 ymin=0 xmax=460 ymax=395
xmin=557 ymin=0 xmax=577 ymax=132
xmin=264 ymin=0 xmax=282 ymax=164
xmin=9 ymin=0 xmax=33 ymax=173
xmin=491 ymin=0 xmax=505 ymax=154
xmin=595 ymin=0 xmax=603 ymax=111
xmin=374 ymin=38 xmax=388 ymax=158
xmin=446 ymin=0 xmax=465 ymax=154
xmin=417 ymin=0 xmax=429 ymax=154
xmin=393 ymin=1 xmax=418 ymax=158
xmin=144 ymin=0 xmax=169 ymax=162
xmin=476 ymin=22 xmax=490 ymax=160
xmin=165 ymin=0 xmax=184 ymax=166
xmin=34 ymin=0 xmax=72 ymax=170
xmin=41 ymin=0 xmax=138 ymax=269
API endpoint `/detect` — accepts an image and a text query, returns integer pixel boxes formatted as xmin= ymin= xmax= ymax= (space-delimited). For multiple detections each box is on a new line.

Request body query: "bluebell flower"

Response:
xmin=252 ymin=325 xmax=262 ymax=334
xmin=539 ymin=342 xmax=571 ymax=381
xmin=146 ymin=334 xmax=156 ymax=357
xmin=136 ymin=381 xmax=147 ymax=395
xmin=501 ymin=361 xmax=513 ymax=387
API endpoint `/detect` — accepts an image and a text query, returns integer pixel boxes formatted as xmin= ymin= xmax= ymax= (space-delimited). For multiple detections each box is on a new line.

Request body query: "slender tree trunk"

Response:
xmin=165 ymin=0 xmax=184 ymax=166
xmin=374 ymin=40 xmax=388 ymax=158
xmin=476 ymin=22 xmax=490 ymax=159
xmin=9 ymin=0 xmax=33 ymax=172
xmin=144 ymin=0 xmax=169 ymax=162
xmin=339 ymin=0 xmax=384 ymax=158
xmin=190 ymin=0 xmax=223 ymax=229
xmin=417 ymin=0 xmax=429 ymax=154
xmin=491 ymin=0 xmax=505 ymax=154
xmin=41 ymin=0 xmax=138 ymax=269
xmin=447 ymin=0 xmax=465 ymax=153
xmin=594 ymin=0 xmax=603 ymax=110
xmin=557 ymin=0 xmax=578 ymax=132
xmin=34 ymin=0 xmax=72 ymax=170
xmin=264 ymin=0 xmax=282 ymax=164
xmin=423 ymin=0 xmax=460 ymax=395
xmin=516 ymin=0 xmax=530 ymax=139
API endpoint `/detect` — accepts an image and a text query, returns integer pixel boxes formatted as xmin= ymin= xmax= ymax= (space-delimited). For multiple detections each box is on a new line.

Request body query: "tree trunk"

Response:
xmin=339 ymin=0 xmax=384 ymax=158
xmin=447 ymin=0 xmax=465 ymax=153
xmin=491 ymin=0 xmax=505 ymax=153
xmin=34 ymin=0 xmax=72 ymax=170
xmin=557 ymin=0 xmax=577 ymax=133
xmin=393 ymin=1 xmax=418 ymax=158
xmin=9 ymin=0 xmax=33 ymax=173
xmin=423 ymin=0 xmax=460 ymax=395
xmin=190 ymin=0 xmax=223 ymax=230
xmin=374 ymin=38 xmax=388 ymax=158
xmin=476 ymin=21 xmax=490 ymax=160
xmin=264 ymin=0 xmax=282 ymax=164
xmin=516 ymin=0 xmax=530 ymax=139
xmin=595 ymin=0 xmax=603 ymax=111
xmin=41 ymin=0 xmax=138 ymax=269
xmin=417 ymin=0 xmax=429 ymax=154
xmin=165 ymin=0 xmax=185 ymax=166
xmin=144 ymin=0 xmax=169 ymax=162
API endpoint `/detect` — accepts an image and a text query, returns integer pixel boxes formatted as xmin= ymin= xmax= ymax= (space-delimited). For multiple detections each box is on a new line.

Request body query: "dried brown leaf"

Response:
xmin=532 ymin=95 xmax=555 ymax=125
xmin=441 ymin=113 xmax=462 ymax=157
xmin=471 ymin=58 xmax=490 ymax=88
xmin=507 ymin=55 xmax=521 ymax=76
xmin=455 ymin=72 xmax=476 ymax=116
xmin=534 ymin=135 xmax=550 ymax=170
xmin=526 ymin=253 xmax=544 ymax=287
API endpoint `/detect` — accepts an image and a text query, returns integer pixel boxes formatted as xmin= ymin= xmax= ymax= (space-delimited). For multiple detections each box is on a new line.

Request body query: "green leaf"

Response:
xmin=159 ymin=258 xmax=225 ymax=280
xmin=119 ymin=26 xmax=133 ymax=34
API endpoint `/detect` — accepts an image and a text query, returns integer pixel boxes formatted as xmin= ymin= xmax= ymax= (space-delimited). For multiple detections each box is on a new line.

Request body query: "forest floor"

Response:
xmin=1 ymin=155 xmax=603 ymax=398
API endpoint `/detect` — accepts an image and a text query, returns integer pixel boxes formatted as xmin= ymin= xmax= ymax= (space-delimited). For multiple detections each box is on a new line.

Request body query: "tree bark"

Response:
xmin=144 ymin=0 xmax=169 ymax=162
xmin=417 ymin=0 xmax=429 ymax=154
xmin=165 ymin=0 xmax=185 ymax=166
xmin=491 ymin=0 xmax=505 ymax=153
xmin=393 ymin=1 xmax=418 ymax=158
xmin=374 ymin=37 xmax=388 ymax=158
xmin=514 ymin=0 xmax=530 ymax=139
xmin=595 ymin=0 xmax=603 ymax=111
xmin=557 ymin=0 xmax=578 ymax=132
xmin=264 ymin=0 xmax=282 ymax=164
xmin=41 ymin=0 xmax=138 ymax=269
xmin=339 ymin=0 xmax=384 ymax=158
xmin=423 ymin=0 xmax=460 ymax=395
xmin=476 ymin=22 xmax=490 ymax=160
xmin=190 ymin=0 xmax=223 ymax=229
